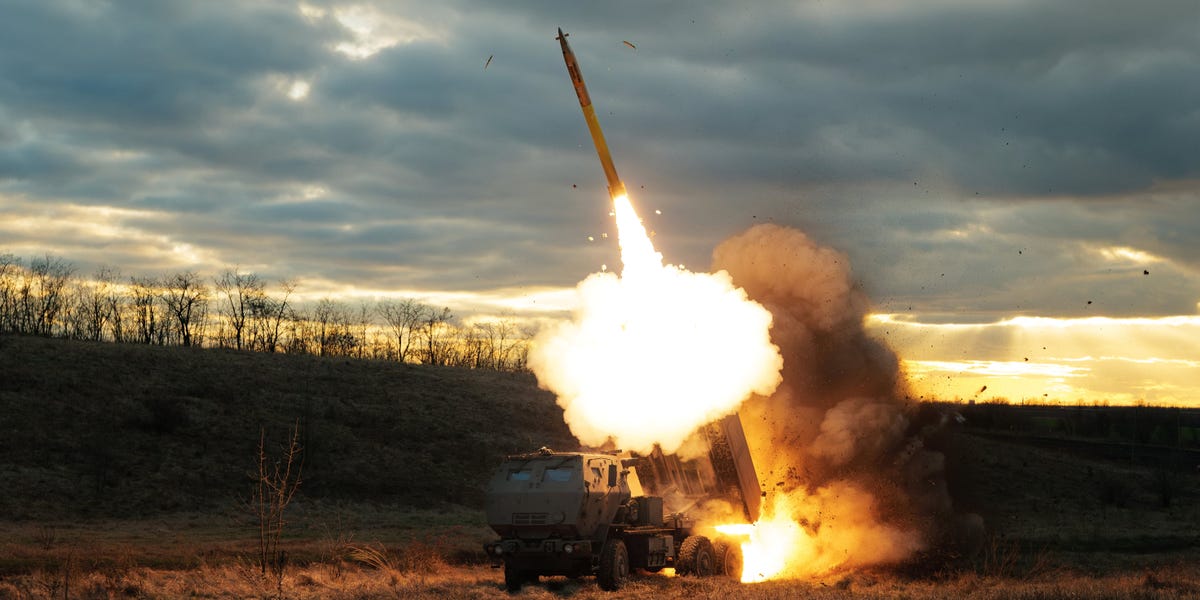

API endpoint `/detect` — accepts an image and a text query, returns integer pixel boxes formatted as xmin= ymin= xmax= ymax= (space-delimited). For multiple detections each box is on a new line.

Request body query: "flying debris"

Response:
xmin=556 ymin=28 xmax=626 ymax=199
xmin=623 ymin=40 xmax=637 ymax=50
xmin=484 ymin=54 xmax=493 ymax=69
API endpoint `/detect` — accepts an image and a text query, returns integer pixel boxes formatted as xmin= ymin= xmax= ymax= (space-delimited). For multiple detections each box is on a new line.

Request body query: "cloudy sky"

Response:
xmin=2 ymin=1 xmax=1198 ymax=405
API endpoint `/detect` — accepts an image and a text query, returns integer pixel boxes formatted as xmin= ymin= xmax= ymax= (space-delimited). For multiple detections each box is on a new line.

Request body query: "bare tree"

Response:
xmin=18 ymin=255 xmax=75 ymax=336
xmin=83 ymin=268 xmax=117 ymax=341
xmin=353 ymin=300 xmax=374 ymax=359
xmin=377 ymin=298 xmax=425 ymax=363
xmin=61 ymin=279 xmax=99 ymax=341
xmin=130 ymin=276 xmax=163 ymax=344
xmin=312 ymin=299 xmax=335 ymax=357
xmin=510 ymin=324 xmax=535 ymax=371
xmin=310 ymin=298 xmax=358 ymax=357
xmin=161 ymin=271 xmax=209 ymax=347
xmin=461 ymin=324 xmax=486 ymax=368
xmin=252 ymin=280 xmax=295 ymax=354
xmin=96 ymin=268 xmax=131 ymax=343
xmin=215 ymin=268 xmax=265 ymax=350
xmin=252 ymin=423 xmax=303 ymax=592
xmin=0 ymin=248 xmax=536 ymax=372
xmin=0 ymin=253 xmax=19 ymax=333
xmin=282 ymin=307 xmax=315 ymax=355
xmin=475 ymin=317 xmax=523 ymax=370
xmin=416 ymin=306 xmax=454 ymax=366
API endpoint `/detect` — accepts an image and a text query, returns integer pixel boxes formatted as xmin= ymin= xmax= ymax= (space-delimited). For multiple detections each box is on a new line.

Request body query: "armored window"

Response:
xmin=543 ymin=467 xmax=574 ymax=482
xmin=507 ymin=469 xmax=533 ymax=481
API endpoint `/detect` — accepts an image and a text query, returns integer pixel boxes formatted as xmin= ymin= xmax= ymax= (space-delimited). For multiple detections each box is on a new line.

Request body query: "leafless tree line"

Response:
xmin=0 ymin=253 xmax=531 ymax=371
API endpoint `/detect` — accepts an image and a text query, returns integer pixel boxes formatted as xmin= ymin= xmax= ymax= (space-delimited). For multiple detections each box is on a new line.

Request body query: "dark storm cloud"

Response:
xmin=0 ymin=2 xmax=331 ymax=127
xmin=795 ymin=194 xmax=1200 ymax=322
xmin=614 ymin=0 xmax=1200 ymax=195
xmin=1 ymin=0 xmax=1198 ymax=318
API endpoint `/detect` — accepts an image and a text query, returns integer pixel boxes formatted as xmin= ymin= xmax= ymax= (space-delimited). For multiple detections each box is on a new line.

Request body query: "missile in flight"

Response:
xmin=556 ymin=28 xmax=627 ymax=199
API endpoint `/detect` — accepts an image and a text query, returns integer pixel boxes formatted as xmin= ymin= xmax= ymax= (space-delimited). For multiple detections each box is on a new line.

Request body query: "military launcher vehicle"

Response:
xmin=483 ymin=414 xmax=761 ymax=591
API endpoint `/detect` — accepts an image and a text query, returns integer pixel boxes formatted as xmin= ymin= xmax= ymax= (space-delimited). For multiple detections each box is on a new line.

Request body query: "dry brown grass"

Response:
xmin=1 ymin=563 xmax=1199 ymax=600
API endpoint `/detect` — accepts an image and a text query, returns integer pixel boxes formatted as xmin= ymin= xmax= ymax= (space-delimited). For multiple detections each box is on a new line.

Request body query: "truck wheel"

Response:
xmin=503 ymin=563 xmax=528 ymax=592
xmin=597 ymin=539 xmax=630 ymax=591
xmin=715 ymin=541 xmax=743 ymax=581
xmin=677 ymin=535 xmax=715 ymax=577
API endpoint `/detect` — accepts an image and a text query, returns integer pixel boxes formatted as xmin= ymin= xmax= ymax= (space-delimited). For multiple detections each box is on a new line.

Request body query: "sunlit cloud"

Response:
xmin=301 ymin=185 xmax=328 ymax=200
xmin=873 ymin=313 xmax=1200 ymax=405
xmin=287 ymin=277 xmax=578 ymax=317
xmin=941 ymin=223 xmax=994 ymax=240
xmin=998 ymin=314 xmax=1200 ymax=329
xmin=1094 ymin=245 xmax=1163 ymax=265
xmin=906 ymin=360 xmax=1088 ymax=378
xmin=297 ymin=2 xmax=326 ymax=22
xmin=1057 ymin=356 xmax=1200 ymax=368
xmin=328 ymin=5 xmax=441 ymax=59
xmin=0 ymin=199 xmax=221 ymax=270
xmin=287 ymin=79 xmax=311 ymax=101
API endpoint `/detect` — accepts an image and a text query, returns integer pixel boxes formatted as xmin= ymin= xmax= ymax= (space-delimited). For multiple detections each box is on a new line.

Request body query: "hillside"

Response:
xmin=2 ymin=334 xmax=1197 ymax=576
xmin=0 ymin=335 xmax=577 ymax=520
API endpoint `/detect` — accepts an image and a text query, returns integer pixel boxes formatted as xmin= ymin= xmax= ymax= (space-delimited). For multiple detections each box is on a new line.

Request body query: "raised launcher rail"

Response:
xmin=625 ymin=414 xmax=762 ymax=523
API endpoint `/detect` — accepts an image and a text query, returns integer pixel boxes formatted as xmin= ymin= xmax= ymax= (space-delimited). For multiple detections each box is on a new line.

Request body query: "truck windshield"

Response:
xmin=507 ymin=469 xmax=533 ymax=481
xmin=542 ymin=467 xmax=574 ymax=482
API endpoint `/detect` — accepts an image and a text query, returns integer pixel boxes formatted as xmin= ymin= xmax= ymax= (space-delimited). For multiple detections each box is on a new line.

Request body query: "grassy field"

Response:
xmin=3 ymin=562 xmax=1200 ymax=599
xmin=1 ymin=335 xmax=1199 ymax=598
xmin=0 ymin=335 xmax=576 ymax=519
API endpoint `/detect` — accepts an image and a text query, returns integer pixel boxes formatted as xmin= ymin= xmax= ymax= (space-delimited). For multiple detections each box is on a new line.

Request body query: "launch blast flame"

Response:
xmin=716 ymin=486 xmax=925 ymax=583
xmin=528 ymin=194 xmax=783 ymax=454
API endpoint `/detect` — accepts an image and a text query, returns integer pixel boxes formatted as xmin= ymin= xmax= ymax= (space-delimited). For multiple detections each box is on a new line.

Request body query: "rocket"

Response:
xmin=557 ymin=28 xmax=627 ymax=199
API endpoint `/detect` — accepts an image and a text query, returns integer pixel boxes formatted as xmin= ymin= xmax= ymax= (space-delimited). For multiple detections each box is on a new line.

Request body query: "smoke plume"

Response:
xmin=712 ymin=223 xmax=964 ymax=577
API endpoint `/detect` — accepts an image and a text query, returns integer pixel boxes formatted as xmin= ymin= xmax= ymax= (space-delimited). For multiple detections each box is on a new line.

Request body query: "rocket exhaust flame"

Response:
xmin=529 ymin=192 xmax=782 ymax=454
xmin=531 ymin=30 xmax=782 ymax=455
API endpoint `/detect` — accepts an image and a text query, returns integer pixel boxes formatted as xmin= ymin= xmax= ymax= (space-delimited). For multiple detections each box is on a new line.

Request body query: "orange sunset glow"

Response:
xmin=872 ymin=314 xmax=1200 ymax=405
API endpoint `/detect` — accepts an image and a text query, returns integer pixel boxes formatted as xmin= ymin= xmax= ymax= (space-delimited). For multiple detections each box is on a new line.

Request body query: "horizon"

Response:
xmin=2 ymin=2 xmax=1198 ymax=407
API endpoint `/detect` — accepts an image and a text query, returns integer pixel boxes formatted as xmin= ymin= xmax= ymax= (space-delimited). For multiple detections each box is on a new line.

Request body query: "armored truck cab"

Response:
xmin=484 ymin=450 xmax=639 ymax=587
xmin=485 ymin=452 xmax=627 ymax=549
xmin=484 ymin=415 xmax=760 ymax=591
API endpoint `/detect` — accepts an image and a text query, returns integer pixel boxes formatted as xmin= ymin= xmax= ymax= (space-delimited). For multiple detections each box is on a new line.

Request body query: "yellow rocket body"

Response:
xmin=557 ymin=28 xmax=627 ymax=199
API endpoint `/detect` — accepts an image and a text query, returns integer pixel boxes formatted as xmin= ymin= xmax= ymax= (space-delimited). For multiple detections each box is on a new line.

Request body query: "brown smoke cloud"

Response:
xmin=711 ymin=223 xmax=969 ymax=574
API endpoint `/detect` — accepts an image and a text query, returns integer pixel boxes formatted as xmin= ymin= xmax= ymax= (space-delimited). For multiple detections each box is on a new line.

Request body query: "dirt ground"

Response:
xmin=3 ymin=562 xmax=1200 ymax=600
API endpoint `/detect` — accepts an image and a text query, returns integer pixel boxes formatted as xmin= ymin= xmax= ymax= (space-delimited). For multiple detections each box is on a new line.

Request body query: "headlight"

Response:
xmin=493 ymin=545 xmax=504 ymax=555
xmin=564 ymin=544 xmax=574 ymax=554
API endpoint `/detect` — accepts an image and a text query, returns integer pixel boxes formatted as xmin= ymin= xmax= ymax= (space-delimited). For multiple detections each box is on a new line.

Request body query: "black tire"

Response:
xmin=597 ymin=539 xmax=630 ymax=591
xmin=715 ymin=540 xmax=743 ymax=581
xmin=713 ymin=540 xmax=729 ymax=575
xmin=503 ymin=563 xmax=527 ymax=592
xmin=677 ymin=535 xmax=715 ymax=577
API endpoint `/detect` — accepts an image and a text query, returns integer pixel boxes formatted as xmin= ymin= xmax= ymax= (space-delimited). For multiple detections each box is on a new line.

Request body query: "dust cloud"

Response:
xmin=711 ymin=223 xmax=972 ymax=577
